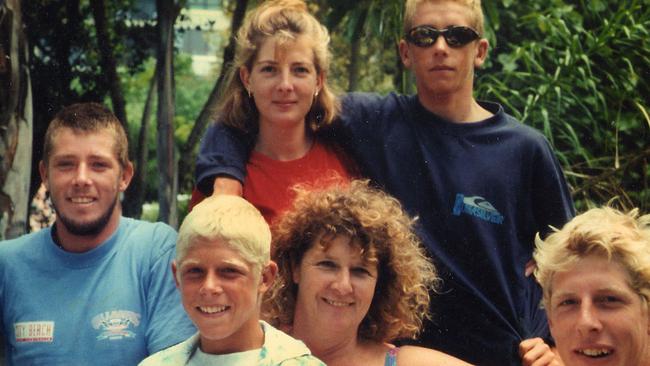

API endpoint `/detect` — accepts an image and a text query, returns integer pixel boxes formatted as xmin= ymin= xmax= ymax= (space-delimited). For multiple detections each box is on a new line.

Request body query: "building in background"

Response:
xmin=134 ymin=0 xmax=229 ymax=76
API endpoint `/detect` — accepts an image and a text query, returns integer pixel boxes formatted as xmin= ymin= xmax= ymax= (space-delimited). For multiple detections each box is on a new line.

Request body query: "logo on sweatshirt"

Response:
xmin=452 ymin=194 xmax=504 ymax=224
xmin=15 ymin=321 xmax=54 ymax=343
xmin=92 ymin=310 xmax=141 ymax=341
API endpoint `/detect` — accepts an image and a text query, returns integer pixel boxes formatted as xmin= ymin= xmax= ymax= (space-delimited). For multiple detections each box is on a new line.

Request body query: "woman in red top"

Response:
xmin=191 ymin=0 xmax=355 ymax=224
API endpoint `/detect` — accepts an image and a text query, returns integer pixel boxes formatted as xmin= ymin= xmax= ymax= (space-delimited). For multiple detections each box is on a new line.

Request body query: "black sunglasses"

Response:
xmin=405 ymin=25 xmax=480 ymax=48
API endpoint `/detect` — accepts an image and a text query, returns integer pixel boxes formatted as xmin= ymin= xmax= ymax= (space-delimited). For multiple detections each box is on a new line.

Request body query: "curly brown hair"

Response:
xmin=264 ymin=180 xmax=439 ymax=342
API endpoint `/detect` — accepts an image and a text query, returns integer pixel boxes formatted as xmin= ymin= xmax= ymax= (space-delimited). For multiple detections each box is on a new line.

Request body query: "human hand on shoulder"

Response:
xmin=519 ymin=337 xmax=564 ymax=366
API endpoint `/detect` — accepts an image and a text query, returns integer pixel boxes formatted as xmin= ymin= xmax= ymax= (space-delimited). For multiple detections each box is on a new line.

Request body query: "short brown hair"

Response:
xmin=216 ymin=0 xmax=338 ymax=135
xmin=43 ymin=102 xmax=129 ymax=168
xmin=265 ymin=180 xmax=438 ymax=342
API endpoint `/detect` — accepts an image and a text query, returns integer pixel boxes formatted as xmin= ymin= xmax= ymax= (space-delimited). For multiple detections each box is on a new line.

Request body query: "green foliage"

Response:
xmin=321 ymin=0 xmax=406 ymax=94
xmin=477 ymin=0 xmax=650 ymax=211
xmin=23 ymin=0 xmax=158 ymax=200
xmin=121 ymin=53 xmax=214 ymax=203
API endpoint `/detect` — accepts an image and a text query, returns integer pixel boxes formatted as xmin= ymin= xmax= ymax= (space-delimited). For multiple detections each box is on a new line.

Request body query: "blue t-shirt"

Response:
xmin=0 ymin=217 xmax=196 ymax=365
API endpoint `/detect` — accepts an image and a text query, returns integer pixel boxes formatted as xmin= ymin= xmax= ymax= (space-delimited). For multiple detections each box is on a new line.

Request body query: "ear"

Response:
xmin=119 ymin=162 xmax=134 ymax=192
xmin=171 ymin=261 xmax=180 ymax=289
xmin=240 ymin=66 xmax=251 ymax=92
xmin=315 ymin=70 xmax=324 ymax=95
xmin=646 ymin=302 xmax=650 ymax=335
xmin=473 ymin=38 xmax=489 ymax=68
xmin=546 ymin=303 xmax=555 ymax=335
xmin=398 ymin=39 xmax=412 ymax=68
xmin=259 ymin=261 xmax=278 ymax=293
xmin=291 ymin=260 xmax=301 ymax=285
xmin=39 ymin=161 xmax=49 ymax=189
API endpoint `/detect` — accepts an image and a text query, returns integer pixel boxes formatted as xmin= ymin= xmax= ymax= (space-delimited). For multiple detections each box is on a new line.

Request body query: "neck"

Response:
xmin=54 ymin=207 xmax=121 ymax=253
xmin=255 ymin=121 xmax=312 ymax=161
xmin=200 ymin=317 xmax=264 ymax=355
xmin=292 ymin=314 xmax=361 ymax=365
xmin=418 ymin=88 xmax=492 ymax=123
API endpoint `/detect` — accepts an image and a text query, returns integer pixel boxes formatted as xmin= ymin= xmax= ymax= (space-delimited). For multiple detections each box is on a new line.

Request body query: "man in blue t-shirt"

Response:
xmin=0 ymin=103 xmax=195 ymax=365
xmin=194 ymin=1 xmax=574 ymax=365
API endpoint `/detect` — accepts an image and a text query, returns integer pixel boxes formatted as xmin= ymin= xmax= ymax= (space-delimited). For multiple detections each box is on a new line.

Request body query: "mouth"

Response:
xmin=430 ymin=66 xmax=454 ymax=71
xmin=68 ymin=197 xmax=95 ymax=204
xmin=197 ymin=305 xmax=230 ymax=314
xmin=576 ymin=347 xmax=613 ymax=358
xmin=323 ymin=298 xmax=353 ymax=307
xmin=273 ymin=101 xmax=297 ymax=107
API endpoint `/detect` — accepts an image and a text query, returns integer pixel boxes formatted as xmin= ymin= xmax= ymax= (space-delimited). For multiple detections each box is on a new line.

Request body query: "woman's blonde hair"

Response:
xmin=264 ymin=180 xmax=439 ymax=342
xmin=216 ymin=0 xmax=338 ymax=135
xmin=534 ymin=206 xmax=650 ymax=311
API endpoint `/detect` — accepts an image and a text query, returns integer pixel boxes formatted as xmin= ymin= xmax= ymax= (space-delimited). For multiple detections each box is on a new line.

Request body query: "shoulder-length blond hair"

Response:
xmin=216 ymin=0 xmax=338 ymax=135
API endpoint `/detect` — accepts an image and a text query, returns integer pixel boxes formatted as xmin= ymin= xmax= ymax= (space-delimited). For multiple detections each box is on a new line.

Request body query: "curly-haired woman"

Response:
xmin=265 ymin=180 xmax=472 ymax=365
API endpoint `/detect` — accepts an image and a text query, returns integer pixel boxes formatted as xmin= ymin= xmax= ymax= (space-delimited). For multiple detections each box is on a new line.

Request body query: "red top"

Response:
xmin=189 ymin=140 xmax=356 ymax=225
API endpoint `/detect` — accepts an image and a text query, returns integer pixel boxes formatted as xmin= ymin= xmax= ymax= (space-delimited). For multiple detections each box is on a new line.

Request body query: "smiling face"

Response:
xmin=39 ymin=127 xmax=132 ymax=246
xmin=399 ymin=0 xmax=488 ymax=99
xmin=547 ymin=255 xmax=650 ymax=366
xmin=240 ymin=35 xmax=323 ymax=133
xmin=173 ymin=239 xmax=276 ymax=354
xmin=292 ymin=234 xmax=378 ymax=338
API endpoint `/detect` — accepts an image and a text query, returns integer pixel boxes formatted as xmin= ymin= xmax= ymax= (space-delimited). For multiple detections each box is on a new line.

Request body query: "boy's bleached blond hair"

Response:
xmin=176 ymin=195 xmax=271 ymax=276
xmin=533 ymin=206 xmax=650 ymax=311
xmin=403 ymin=0 xmax=485 ymax=35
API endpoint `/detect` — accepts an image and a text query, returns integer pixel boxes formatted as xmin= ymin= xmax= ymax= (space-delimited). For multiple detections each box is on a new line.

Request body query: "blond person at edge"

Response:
xmin=262 ymin=180 xmax=471 ymax=366
xmin=198 ymin=1 xmax=573 ymax=364
xmin=533 ymin=207 xmax=650 ymax=366
xmin=0 ymin=103 xmax=194 ymax=365
xmin=140 ymin=195 xmax=324 ymax=365
xmin=190 ymin=0 xmax=356 ymax=223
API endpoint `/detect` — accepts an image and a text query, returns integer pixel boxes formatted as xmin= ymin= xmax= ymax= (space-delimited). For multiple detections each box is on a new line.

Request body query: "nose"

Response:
xmin=576 ymin=302 xmax=602 ymax=334
xmin=200 ymin=273 xmax=223 ymax=296
xmin=431 ymin=34 xmax=449 ymax=55
xmin=72 ymin=163 xmax=92 ymax=186
xmin=331 ymin=269 xmax=353 ymax=295
xmin=277 ymin=69 xmax=294 ymax=92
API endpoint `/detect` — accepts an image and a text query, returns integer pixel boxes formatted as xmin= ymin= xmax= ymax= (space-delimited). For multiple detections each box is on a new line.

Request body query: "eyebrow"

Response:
xmin=181 ymin=258 xmax=250 ymax=269
xmin=256 ymin=61 xmax=313 ymax=68
xmin=553 ymin=286 xmax=634 ymax=299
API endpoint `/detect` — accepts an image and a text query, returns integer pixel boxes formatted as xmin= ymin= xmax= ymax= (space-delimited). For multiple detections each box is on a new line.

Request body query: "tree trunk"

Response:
xmin=155 ymin=0 xmax=180 ymax=227
xmin=347 ymin=7 xmax=367 ymax=92
xmin=178 ymin=0 xmax=248 ymax=190
xmin=122 ymin=73 xmax=157 ymax=219
xmin=0 ymin=0 xmax=33 ymax=240
xmin=90 ymin=0 xmax=129 ymax=130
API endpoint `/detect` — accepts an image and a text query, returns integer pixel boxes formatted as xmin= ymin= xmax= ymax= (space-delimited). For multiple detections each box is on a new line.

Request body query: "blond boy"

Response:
xmin=139 ymin=195 xmax=324 ymax=365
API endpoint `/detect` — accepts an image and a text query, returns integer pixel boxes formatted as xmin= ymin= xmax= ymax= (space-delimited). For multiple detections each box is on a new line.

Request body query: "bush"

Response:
xmin=478 ymin=0 xmax=650 ymax=211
